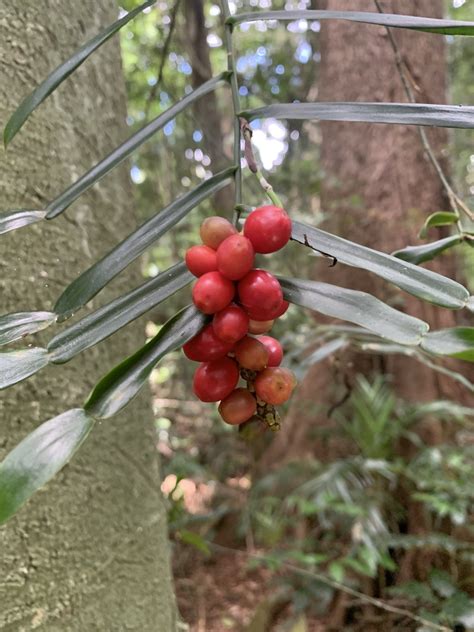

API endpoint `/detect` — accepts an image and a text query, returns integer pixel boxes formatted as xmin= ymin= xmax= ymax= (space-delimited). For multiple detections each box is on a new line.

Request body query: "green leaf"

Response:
xmin=0 ymin=409 xmax=94 ymax=524
xmin=48 ymin=262 xmax=192 ymax=363
xmin=242 ymin=102 xmax=474 ymax=129
xmin=227 ymin=10 xmax=474 ymax=35
xmin=291 ymin=221 xmax=469 ymax=309
xmin=420 ymin=328 xmax=474 ymax=362
xmin=179 ymin=530 xmax=211 ymax=555
xmin=392 ymin=236 xmax=462 ymax=265
xmin=3 ymin=0 xmax=156 ymax=147
xmin=0 ymin=348 xmax=49 ymax=389
xmin=45 ymin=74 xmax=229 ymax=218
xmin=279 ymin=276 xmax=429 ymax=345
xmin=429 ymin=569 xmax=457 ymax=599
xmin=53 ymin=167 xmax=234 ymax=319
xmin=0 ymin=210 xmax=46 ymax=235
xmin=0 ymin=312 xmax=56 ymax=346
xmin=84 ymin=306 xmax=206 ymax=419
xmin=419 ymin=212 xmax=459 ymax=238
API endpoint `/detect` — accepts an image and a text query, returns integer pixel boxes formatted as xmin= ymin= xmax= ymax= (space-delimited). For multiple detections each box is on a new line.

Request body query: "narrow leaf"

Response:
xmin=242 ymin=103 xmax=474 ymax=129
xmin=303 ymin=339 xmax=348 ymax=366
xmin=45 ymin=74 xmax=228 ymax=218
xmin=420 ymin=328 xmax=474 ymax=362
xmin=48 ymin=262 xmax=192 ymax=363
xmin=419 ymin=212 xmax=459 ymax=238
xmin=84 ymin=306 xmax=206 ymax=419
xmin=3 ymin=0 xmax=156 ymax=146
xmin=355 ymin=342 xmax=474 ymax=394
xmin=54 ymin=167 xmax=234 ymax=319
xmin=0 ymin=311 xmax=56 ymax=346
xmin=228 ymin=10 xmax=474 ymax=36
xmin=0 ymin=210 xmax=46 ymax=235
xmin=279 ymin=277 xmax=429 ymax=345
xmin=0 ymin=409 xmax=94 ymax=524
xmin=292 ymin=221 xmax=469 ymax=309
xmin=0 ymin=348 xmax=49 ymax=389
xmin=392 ymin=236 xmax=462 ymax=265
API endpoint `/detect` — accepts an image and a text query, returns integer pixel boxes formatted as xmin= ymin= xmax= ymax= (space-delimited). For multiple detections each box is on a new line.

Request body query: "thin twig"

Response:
xmin=240 ymin=118 xmax=285 ymax=208
xmin=206 ymin=541 xmax=452 ymax=632
xmin=373 ymin=0 xmax=474 ymax=224
xmin=144 ymin=0 xmax=182 ymax=119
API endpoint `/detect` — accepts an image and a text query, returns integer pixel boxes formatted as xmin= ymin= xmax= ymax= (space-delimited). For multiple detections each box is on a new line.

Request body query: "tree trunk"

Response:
xmin=183 ymin=0 xmax=234 ymax=215
xmin=0 ymin=2 xmax=177 ymax=630
xmin=262 ymin=0 xmax=473 ymax=465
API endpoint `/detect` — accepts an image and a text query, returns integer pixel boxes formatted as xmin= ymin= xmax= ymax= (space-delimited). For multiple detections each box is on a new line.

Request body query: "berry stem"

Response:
xmin=240 ymin=118 xmax=285 ymax=209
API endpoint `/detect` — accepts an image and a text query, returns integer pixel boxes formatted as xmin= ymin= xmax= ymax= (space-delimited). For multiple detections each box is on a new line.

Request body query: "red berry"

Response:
xmin=213 ymin=304 xmax=249 ymax=344
xmin=217 ymin=234 xmax=254 ymax=280
xmin=183 ymin=324 xmax=234 ymax=362
xmin=238 ymin=269 xmax=283 ymax=321
xmin=248 ymin=319 xmax=274 ymax=334
xmin=234 ymin=336 xmax=269 ymax=371
xmin=219 ymin=388 xmax=257 ymax=425
xmin=272 ymin=300 xmax=289 ymax=318
xmin=244 ymin=205 xmax=292 ymax=254
xmin=255 ymin=367 xmax=296 ymax=405
xmin=193 ymin=358 xmax=239 ymax=402
xmin=185 ymin=245 xmax=218 ymax=277
xmin=200 ymin=216 xmax=237 ymax=249
xmin=257 ymin=336 xmax=283 ymax=367
xmin=192 ymin=271 xmax=235 ymax=314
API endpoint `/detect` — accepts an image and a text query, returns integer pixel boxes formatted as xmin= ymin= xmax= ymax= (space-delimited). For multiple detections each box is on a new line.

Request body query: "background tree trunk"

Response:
xmin=0 ymin=2 xmax=177 ymax=629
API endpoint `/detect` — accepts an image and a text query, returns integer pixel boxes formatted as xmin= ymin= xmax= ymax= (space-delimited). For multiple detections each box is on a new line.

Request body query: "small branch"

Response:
xmin=144 ymin=0 xmax=181 ymax=119
xmin=206 ymin=542 xmax=452 ymax=632
xmin=373 ymin=0 xmax=474 ymax=225
xmin=240 ymin=118 xmax=285 ymax=208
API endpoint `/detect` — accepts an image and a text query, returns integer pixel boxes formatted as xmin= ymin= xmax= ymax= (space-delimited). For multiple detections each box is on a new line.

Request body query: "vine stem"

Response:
xmin=221 ymin=0 xmax=242 ymax=211
xmin=240 ymin=117 xmax=285 ymax=208
xmin=373 ymin=0 xmax=474 ymax=227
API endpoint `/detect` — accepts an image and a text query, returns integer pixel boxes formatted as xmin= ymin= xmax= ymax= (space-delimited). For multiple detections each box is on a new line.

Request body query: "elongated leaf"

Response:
xmin=291 ymin=221 xmax=469 ymax=309
xmin=304 ymin=339 xmax=348 ymax=366
xmin=242 ymin=103 xmax=474 ymax=129
xmin=45 ymin=74 xmax=228 ymax=218
xmin=279 ymin=277 xmax=429 ymax=345
xmin=0 ymin=210 xmax=46 ymax=235
xmin=355 ymin=341 xmax=474 ymax=393
xmin=84 ymin=305 xmax=206 ymax=419
xmin=48 ymin=262 xmax=192 ymax=363
xmin=227 ymin=10 xmax=474 ymax=35
xmin=0 ymin=311 xmax=56 ymax=346
xmin=420 ymin=212 xmax=459 ymax=238
xmin=54 ymin=167 xmax=234 ymax=319
xmin=3 ymin=0 xmax=156 ymax=147
xmin=420 ymin=328 xmax=474 ymax=362
xmin=392 ymin=236 xmax=462 ymax=265
xmin=0 ymin=348 xmax=49 ymax=389
xmin=0 ymin=409 xmax=94 ymax=524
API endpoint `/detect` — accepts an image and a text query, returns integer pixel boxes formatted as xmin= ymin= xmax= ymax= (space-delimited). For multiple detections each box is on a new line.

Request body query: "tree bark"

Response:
xmin=183 ymin=0 xmax=234 ymax=215
xmin=0 ymin=2 xmax=177 ymax=630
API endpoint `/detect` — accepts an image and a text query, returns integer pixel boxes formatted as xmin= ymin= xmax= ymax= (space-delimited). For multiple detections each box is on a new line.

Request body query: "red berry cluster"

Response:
xmin=184 ymin=206 xmax=296 ymax=429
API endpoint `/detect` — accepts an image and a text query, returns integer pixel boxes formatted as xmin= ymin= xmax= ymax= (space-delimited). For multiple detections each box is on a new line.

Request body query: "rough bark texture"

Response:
xmin=0 ymin=2 xmax=177 ymax=630
xmin=183 ymin=0 xmax=234 ymax=215
xmin=262 ymin=0 xmax=474 ymax=470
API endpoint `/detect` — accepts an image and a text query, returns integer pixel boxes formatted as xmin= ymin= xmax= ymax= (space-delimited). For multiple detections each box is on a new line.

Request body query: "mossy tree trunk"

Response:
xmin=0 ymin=2 xmax=177 ymax=629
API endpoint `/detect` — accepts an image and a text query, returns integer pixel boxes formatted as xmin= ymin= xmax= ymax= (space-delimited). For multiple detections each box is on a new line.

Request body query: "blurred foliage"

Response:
xmin=118 ymin=1 xmax=474 ymax=629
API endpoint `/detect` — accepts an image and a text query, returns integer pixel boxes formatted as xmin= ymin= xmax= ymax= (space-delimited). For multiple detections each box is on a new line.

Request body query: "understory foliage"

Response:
xmin=1 ymin=0 xmax=474 ymax=629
